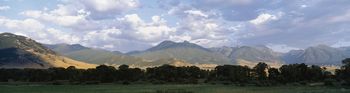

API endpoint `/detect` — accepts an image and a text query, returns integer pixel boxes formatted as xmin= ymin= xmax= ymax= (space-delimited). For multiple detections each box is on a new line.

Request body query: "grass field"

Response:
xmin=0 ymin=84 xmax=349 ymax=93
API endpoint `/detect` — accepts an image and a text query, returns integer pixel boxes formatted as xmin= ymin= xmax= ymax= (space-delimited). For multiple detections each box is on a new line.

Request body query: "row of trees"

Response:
xmin=0 ymin=58 xmax=350 ymax=86
xmin=207 ymin=63 xmax=333 ymax=86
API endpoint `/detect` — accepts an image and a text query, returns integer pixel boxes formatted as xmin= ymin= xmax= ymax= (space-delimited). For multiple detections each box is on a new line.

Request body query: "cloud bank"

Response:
xmin=0 ymin=0 xmax=350 ymax=52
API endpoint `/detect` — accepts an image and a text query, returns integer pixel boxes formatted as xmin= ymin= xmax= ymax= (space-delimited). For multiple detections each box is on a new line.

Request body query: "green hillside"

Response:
xmin=47 ymin=44 xmax=145 ymax=65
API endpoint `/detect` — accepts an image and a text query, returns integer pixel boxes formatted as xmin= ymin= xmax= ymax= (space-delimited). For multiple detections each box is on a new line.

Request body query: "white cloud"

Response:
xmin=76 ymin=0 xmax=140 ymax=19
xmin=249 ymin=13 xmax=279 ymax=25
xmin=2 ymin=0 xmax=350 ymax=52
xmin=21 ymin=9 xmax=97 ymax=31
xmin=0 ymin=17 xmax=80 ymax=44
xmin=21 ymin=10 xmax=89 ymax=26
xmin=200 ymin=0 xmax=254 ymax=6
xmin=119 ymin=14 xmax=143 ymax=27
xmin=46 ymin=28 xmax=81 ymax=44
xmin=50 ymin=4 xmax=78 ymax=16
xmin=192 ymin=0 xmax=267 ymax=21
xmin=171 ymin=8 xmax=239 ymax=47
xmin=82 ymin=0 xmax=139 ymax=12
xmin=21 ymin=0 xmax=140 ymax=31
xmin=169 ymin=35 xmax=192 ymax=42
xmin=84 ymin=27 xmax=122 ymax=41
xmin=0 ymin=6 xmax=10 ymax=11
xmin=0 ymin=18 xmax=44 ymax=32
xmin=184 ymin=10 xmax=209 ymax=18
xmin=177 ymin=15 xmax=217 ymax=39
xmin=117 ymin=14 xmax=176 ymax=42
xmin=81 ymin=27 xmax=154 ymax=51
xmin=21 ymin=10 xmax=42 ymax=18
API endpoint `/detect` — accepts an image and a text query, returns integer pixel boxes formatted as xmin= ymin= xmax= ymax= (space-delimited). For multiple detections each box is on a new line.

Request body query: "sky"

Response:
xmin=1 ymin=0 xmax=350 ymax=53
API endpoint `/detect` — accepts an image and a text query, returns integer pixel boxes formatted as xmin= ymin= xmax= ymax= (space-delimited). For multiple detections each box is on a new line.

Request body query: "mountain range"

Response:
xmin=282 ymin=45 xmax=349 ymax=65
xmin=47 ymin=40 xmax=350 ymax=67
xmin=1 ymin=32 xmax=349 ymax=69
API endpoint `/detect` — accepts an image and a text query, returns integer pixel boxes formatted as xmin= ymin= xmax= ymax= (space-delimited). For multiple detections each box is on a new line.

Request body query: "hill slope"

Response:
xmin=47 ymin=44 xmax=145 ymax=65
xmin=0 ymin=33 xmax=96 ymax=69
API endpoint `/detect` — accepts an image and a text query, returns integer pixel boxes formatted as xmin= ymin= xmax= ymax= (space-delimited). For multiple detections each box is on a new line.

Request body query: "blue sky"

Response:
xmin=1 ymin=0 xmax=350 ymax=52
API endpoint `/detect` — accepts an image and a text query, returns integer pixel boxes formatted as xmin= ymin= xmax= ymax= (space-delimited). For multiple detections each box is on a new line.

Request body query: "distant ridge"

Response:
xmin=210 ymin=45 xmax=283 ymax=67
xmin=45 ymin=43 xmax=88 ymax=53
xmin=282 ymin=45 xmax=348 ymax=65
xmin=129 ymin=40 xmax=232 ymax=64
xmin=145 ymin=40 xmax=210 ymax=52
xmin=46 ymin=43 xmax=145 ymax=65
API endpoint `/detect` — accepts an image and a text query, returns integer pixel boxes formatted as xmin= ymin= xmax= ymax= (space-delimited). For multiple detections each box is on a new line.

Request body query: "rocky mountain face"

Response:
xmin=209 ymin=46 xmax=234 ymax=57
xmin=0 ymin=33 xmax=96 ymax=69
xmin=282 ymin=45 xmax=349 ymax=65
xmin=210 ymin=45 xmax=283 ymax=67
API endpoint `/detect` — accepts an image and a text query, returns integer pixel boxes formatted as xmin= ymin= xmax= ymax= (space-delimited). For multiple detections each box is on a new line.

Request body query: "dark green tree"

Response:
xmin=336 ymin=58 xmax=350 ymax=85
xmin=95 ymin=65 xmax=117 ymax=83
xmin=66 ymin=66 xmax=82 ymax=82
xmin=254 ymin=62 xmax=268 ymax=80
xmin=268 ymin=68 xmax=280 ymax=81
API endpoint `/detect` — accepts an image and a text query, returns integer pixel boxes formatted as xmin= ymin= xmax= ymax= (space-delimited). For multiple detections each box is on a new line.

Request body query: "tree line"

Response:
xmin=1 ymin=58 xmax=350 ymax=86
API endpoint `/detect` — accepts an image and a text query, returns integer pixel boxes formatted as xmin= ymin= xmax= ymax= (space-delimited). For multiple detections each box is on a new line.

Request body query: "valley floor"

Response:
xmin=0 ymin=84 xmax=349 ymax=93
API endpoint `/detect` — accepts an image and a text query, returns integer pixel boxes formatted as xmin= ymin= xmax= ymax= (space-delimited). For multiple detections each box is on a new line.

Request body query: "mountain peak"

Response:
xmin=0 ymin=32 xmax=54 ymax=54
xmin=45 ymin=43 xmax=89 ymax=54
xmin=183 ymin=40 xmax=190 ymax=43
xmin=253 ymin=45 xmax=269 ymax=49
xmin=0 ymin=32 xmax=16 ymax=36
xmin=283 ymin=45 xmax=346 ymax=65
xmin=131 ymin=40 xmax=231 ymax=64
xmin=0 ymin=32 xmax=25 ymax=39
xmin=59 ymin=43 xmax=86 ymax=48
xmin=146 ymin=40 xmax=208 ymax=51
xmin=157 ymin=40 xmax=176 ymax=46
xmin=70 ymin=44 xmax=86 ymax=48
xmin=307 ymin=45 xmax=335 ymax=51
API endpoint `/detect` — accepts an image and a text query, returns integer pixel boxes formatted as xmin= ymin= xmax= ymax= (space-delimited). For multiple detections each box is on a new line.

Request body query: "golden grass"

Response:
xmin=28 ymin=50 xmax=97 ymax=69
